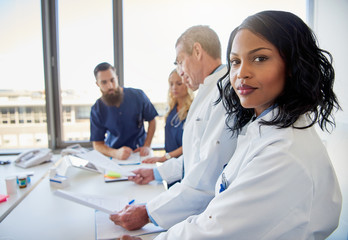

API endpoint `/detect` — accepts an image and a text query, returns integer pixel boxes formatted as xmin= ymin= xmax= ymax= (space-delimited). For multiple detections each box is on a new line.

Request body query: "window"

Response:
xmin=58 ymin=0 xmax=114 ymax=143
xmin=0 ymin=0 xmax=48 ymax=149
xmin=76 ymin=106 xmax=91 ymax=120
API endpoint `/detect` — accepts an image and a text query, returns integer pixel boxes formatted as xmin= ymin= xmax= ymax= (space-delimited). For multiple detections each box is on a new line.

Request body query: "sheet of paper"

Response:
xmin=95 ymin=211 xmax=165 ymax=240
xmin=54 ymin=189 xmax=129 ymax=214
xmin=76 ymin=150 xmax=135 ymax=176
xmin=112 ymin=152 xmax=141 ymax=165
xmin=111 ymin=151 xmax=153 ymax=165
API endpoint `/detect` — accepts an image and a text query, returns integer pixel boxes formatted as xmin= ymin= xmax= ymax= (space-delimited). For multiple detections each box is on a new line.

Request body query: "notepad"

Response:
xmin=53 ymin=189 xmax=129 ymax=214
xmin=95 ymin=211 xmax=165 ymax=239
xmin=104 ymin=170 xmax=128 ymax=183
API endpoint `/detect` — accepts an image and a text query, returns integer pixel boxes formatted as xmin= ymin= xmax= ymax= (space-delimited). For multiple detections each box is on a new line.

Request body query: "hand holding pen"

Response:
xmin=109 ymin=204 xmax=150 ymax=231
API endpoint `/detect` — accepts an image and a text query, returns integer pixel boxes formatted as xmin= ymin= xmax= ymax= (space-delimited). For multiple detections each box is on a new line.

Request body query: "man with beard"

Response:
xmin=90 ymin=62 xmax=158 ymax=160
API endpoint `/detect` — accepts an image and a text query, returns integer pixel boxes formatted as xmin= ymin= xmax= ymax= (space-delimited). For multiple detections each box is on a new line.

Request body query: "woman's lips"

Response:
xmin=237 ymin=84 xmax=257 ymax=95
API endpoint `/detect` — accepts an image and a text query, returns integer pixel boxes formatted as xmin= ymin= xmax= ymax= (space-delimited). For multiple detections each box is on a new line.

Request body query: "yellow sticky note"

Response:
xmin=106 ymin=171 xmax=121 ymax=178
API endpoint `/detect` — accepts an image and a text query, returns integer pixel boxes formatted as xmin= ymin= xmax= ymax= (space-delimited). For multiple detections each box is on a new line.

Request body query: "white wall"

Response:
xmin=313 ymin=0 xmax=348 ymax=124
xmin=314 ymin=1 xmax=348 ymax=239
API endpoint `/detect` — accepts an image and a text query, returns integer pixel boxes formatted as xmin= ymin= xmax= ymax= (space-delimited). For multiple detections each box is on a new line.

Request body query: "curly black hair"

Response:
xmin=217 ymin=10 xmax=341 ymax=135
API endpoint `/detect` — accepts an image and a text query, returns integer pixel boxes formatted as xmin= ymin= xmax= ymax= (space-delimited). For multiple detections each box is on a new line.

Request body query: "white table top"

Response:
xmin=0 ymin=156 xmax=165 ymax=240
xmin=0 ymin=154 xmax=57 ymax=222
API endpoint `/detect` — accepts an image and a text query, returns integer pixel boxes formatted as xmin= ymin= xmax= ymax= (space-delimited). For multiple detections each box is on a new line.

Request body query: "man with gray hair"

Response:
xmin=110 ymin=25 xmax=237 ymax=230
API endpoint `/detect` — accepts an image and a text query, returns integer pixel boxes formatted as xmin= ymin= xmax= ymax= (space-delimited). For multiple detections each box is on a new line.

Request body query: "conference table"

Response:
xmin=0 ymin=154 xmax=57 ymax=222
xmin=0 ymin=154 xmax=166 ymax=240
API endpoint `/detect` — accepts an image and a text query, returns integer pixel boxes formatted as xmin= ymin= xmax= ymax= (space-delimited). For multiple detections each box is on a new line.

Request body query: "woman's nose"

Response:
xmin=237 ymin=62 xmax=251 ymax=79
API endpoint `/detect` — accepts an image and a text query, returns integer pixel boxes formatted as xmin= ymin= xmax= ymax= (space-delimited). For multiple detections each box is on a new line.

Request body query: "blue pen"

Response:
xmin=128 ymin=199 xmax=135 ymax=205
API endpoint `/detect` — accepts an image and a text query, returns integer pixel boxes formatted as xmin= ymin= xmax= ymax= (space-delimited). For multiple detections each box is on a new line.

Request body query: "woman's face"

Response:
xmin=169 ymin=71 xmax=188 ymax=100
xmin=229 ymin=29 xmax=286 ymax=116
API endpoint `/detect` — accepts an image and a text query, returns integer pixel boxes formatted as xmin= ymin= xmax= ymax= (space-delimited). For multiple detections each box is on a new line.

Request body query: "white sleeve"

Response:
xmin=155 ymin=144 xmax=341 ymax=239
xmin=157 ymin=155 xmax=184 ymax=184
xmin=147 ymin=102 xmax=237 ymax=229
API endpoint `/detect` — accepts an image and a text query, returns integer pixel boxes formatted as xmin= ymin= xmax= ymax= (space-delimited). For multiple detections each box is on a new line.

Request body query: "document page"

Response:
xmin=95 ymin=211 xmax=165 ymax=239
xmin=54 ymin=189 xmax=129 ymax=214
xmin=111 ymin=152 xmax=142 ymax=165
xmin=111 ymin=151 xmax=153 ymax=165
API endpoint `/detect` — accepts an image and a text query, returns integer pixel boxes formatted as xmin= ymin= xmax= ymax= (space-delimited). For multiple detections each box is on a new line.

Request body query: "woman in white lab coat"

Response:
xmin=121 ymin=10 xmax=342 ymax=240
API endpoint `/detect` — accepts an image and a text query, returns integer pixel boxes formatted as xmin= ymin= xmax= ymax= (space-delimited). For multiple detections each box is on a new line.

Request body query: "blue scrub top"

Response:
xmin=164 ymin=106 xmax=185 ymax=152
xmin=90 ymin=88 xmax=158 ymax=150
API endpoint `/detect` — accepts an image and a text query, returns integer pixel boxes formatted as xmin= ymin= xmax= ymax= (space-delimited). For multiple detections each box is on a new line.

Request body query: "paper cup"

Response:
xmin=5 ymin=176 xmax=17 ymax=195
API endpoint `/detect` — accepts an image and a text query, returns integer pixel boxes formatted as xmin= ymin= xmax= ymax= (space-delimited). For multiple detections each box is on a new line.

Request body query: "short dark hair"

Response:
xmin=217 ymin=10 xmax=341 ymax=134
xmin=93 ymin=62 xmax=116 ymax=79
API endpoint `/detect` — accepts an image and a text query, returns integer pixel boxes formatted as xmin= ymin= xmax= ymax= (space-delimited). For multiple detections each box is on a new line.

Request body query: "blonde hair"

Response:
xmin=165 ymin=69 xmax=194 ymax=121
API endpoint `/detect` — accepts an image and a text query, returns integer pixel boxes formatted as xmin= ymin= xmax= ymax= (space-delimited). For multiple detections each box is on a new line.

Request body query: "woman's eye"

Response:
xmin=254 ymin=56 xmax=268 ymax=62
xmin=230 ymin=59 xmax=240 ymax=66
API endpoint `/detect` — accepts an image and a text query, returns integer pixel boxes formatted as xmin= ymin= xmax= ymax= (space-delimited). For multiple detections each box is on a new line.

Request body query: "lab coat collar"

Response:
xmin=247 ymin=107 xmax=312 ymax=137
xmin=201 ymin=64 xmax=227 ymax=88
xmin=253 ymin=105 xmax=277 ymax=121
xmin=246 ymin=107 xmax=279 ymax=137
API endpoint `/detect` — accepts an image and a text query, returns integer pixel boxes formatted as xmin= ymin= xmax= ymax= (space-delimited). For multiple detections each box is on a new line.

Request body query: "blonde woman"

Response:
xmin=143 ymin=70 xmax=193 ymax=163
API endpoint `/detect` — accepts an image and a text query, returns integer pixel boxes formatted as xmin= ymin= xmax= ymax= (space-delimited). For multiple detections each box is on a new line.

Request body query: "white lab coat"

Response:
xmin=156 ymin=109 xmax=342 ymax=240
xmin=146 ymin=65 xmax=238 ymax=229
